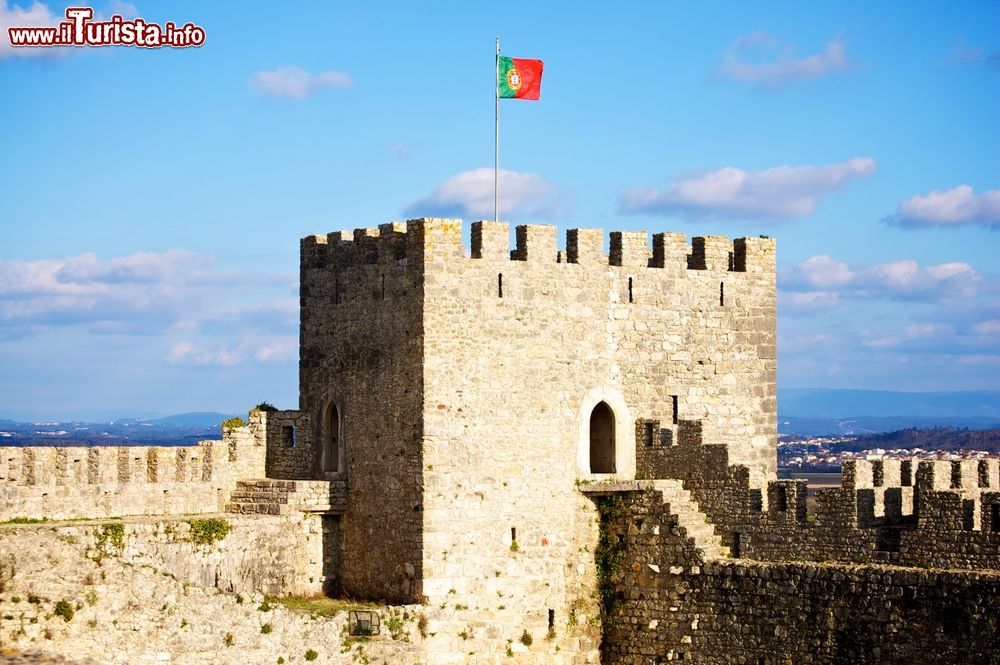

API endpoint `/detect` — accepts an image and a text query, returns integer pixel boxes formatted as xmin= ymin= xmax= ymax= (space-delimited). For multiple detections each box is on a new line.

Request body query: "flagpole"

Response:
xmin=495 ymin=36 xmax=500 ymax=226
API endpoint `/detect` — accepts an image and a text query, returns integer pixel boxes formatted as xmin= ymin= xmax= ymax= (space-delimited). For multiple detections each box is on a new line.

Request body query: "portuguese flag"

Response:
xmin=497 ymin=56 xmax=543 ymax=100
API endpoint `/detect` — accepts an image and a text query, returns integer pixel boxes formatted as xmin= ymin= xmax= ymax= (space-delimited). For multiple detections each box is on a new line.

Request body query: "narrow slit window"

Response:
xmin=282 ymin=425 xmax=296 ymax=448
xmin=381 ymin=274 xmax=386 ymax=300
xmin=548 ymin=609 xmax=555 ymax=629
xmin=323 ymin=403 xmax=341 ymax=473
xmin=628 ymin=277 xmax=634 ymax=303
xmin=498 ymin=273 xmax=503 ymax=298
xmin=510 ymin=527 xmax=516 ymax=543
xmin=720 ymin=281 xmax=725 ymax=306
xmin=643 ymin=422 xmax=654 ymax=447
xmin=671 ymin=395 xmax=679 ymax=425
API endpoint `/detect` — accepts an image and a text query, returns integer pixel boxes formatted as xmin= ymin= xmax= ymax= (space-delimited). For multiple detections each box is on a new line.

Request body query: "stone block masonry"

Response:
xmin=298 ymin=217 xmax=775 ymax=636
xmin=9 ymin=214 xmax=1000 ymax=663
xmin=596 ymin=488 xmax=1000 ymax=664
xmin=0 ymin=420 xmax=265 ymax=521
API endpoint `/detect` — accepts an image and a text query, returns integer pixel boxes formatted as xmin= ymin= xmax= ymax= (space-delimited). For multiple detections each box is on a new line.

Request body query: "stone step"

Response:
xmin=228 ymin=491 xmax=292 ymax=503
xmin=225 ymin=502 xmax=288 ymax=516
xmin=235 ymin=479 xmax=298 ymax=491
xmin=650 ymin=479 xmax=730 ymax=561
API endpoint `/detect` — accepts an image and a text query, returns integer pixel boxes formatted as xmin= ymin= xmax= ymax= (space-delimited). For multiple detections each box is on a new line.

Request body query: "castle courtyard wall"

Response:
xmin=0 ymin=424 xmax=264 ymax=522
xmin=597 ymin=488 xmax=1000 ymax=664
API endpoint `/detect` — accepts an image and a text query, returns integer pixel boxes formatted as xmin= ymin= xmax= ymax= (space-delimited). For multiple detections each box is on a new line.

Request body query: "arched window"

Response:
xmin=589 ymin=402 xmax=616 ymax=473
xmin=323 ymin=402 xmax=340 ymax=473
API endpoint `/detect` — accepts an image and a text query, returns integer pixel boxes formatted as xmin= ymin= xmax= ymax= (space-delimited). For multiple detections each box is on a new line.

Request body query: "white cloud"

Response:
xmin=250 ymin=66 xmax=354 ymax=99
xmin=780 ymin=255 xmax=853 ymax=290
xmin=718 ymin=32 xmax=852 ymax=87
xmin=0 ymin=250 xmax=295 ymax=342
xmin=972 ymin=319 xmax=1000 ymax=335
xmin=404 ymin=168 xmax=572 ymax=220
xmin=166 ymin=334 xmax=296 ymax=367
xmin=621 ymin=158 xmax=875 ymax=220
xmin=780 ymin=255 xmax=983 ymax=308
xmin=887 ymin=185 xmax=1000 ymax=229
xmin=0 ymin=0 xmax=61 ymax=58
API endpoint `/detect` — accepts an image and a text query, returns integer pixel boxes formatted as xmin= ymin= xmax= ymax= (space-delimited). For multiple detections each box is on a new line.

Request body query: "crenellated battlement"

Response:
xmin=301 ymin=218 xmax=775 ymax=274
xmin=0 ymin=421 xmax=267 ymax=521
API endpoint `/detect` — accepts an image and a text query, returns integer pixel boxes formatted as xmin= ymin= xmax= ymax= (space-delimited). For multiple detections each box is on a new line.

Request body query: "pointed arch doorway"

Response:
xmin=589 ymin=402 xmax=616 ymax=473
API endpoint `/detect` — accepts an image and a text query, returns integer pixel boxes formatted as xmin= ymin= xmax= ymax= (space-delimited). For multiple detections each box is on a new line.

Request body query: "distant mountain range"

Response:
xmin=4 ymin=390 xmax=1000 ymax=442
xmin=112 ymin=412 xmax=239 ymax=427
xmin=779 ymin=389 xmax=1000 ymax=436
xmin=0 ymin=412 xmax=239 ymax=446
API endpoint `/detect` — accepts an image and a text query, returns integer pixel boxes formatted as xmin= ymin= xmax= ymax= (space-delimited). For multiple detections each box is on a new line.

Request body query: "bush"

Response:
xmin=519 ymin=629 xmax=533 ymax=646
xmin=261 ymin=623 xmax=273 ymax=634
xmin=222 ymin=417 xmax=246 ymax=431
xmin=223 ymin=632 xmax=235 ymax=647
xmin=54 ymin=599 xmax=74 ymax=622
xmin=188 ymin=518 xmax=231 ymax=546
xmin=304 ymin=649 xmax=319 ymax=661
xmin=252 ymin=402 xmax=278 ymax=413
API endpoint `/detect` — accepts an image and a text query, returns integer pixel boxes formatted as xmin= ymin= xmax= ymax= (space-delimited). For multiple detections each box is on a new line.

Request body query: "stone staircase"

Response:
xmin=652 ymin=479 xmax=730 ymax=560
xmin=580 ymin=479 xmax=730 ymax=560
xmin=226 ymin=479 xmax=345 ymax=515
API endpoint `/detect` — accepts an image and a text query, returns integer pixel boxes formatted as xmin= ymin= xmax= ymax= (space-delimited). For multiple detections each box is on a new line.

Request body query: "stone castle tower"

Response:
xmin=296 ymin=218 xmax=776 ymax=605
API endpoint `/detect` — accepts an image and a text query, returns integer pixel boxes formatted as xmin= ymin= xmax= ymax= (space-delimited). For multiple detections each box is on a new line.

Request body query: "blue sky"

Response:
xmin=1 ymin=1 xmax=998 ymax=420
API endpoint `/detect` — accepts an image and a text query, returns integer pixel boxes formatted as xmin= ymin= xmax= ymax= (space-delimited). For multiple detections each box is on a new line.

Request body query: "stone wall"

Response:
xmin=0 ymin=521 xmax=602 ymax=664
xmin=631 ymin=416 xmax=1000 ymax=571
xmin=596 ymin=488 xmax=1000 ymax=664
xmin=299 ymin=224 xmax=425 ymax=602
xmin=0 ymin=423 xmax=264 ymax=522
xmin=296 ymin=217 xmax=776 ymax=658
xmin=259 ymin=409 xmax=316 ymax=480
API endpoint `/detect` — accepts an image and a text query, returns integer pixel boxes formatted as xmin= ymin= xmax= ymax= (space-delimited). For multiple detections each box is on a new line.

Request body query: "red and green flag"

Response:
xmin=497 ymin=56 xmax=543 ymax=100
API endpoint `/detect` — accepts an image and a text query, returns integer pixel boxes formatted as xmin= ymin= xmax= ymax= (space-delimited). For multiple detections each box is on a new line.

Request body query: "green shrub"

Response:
xmin=5 ymin=516 xmax=46 ymax=525
xmin=222 ymin=417 xmax=246 ymax=431
xmin=188 ymin=518 xmax=231 ymax=546
xmin=519 ymin=629 xmax=533 ymax=646
xmin=223 ymin=632 xmax=234 ymax=647
xmin=251 ymin=402 xmax=278 ymax=413
xmin=54 ymin=599 xmax=74 ymax=622
xmin=304 ymin=649 xmax=319 ymax=661
xmin=95 ymin=523 xmax=125 ymax=552
xmin=261 ymin=623 xmax=273 ymax=634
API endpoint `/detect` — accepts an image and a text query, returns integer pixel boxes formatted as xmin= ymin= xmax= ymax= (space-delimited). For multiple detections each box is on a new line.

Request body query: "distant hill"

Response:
xmin=0 ymin=412 xmax=239 ymax=446
xmin=145 ymin=412 xmax=238 ymax=427
xmin=779 ymin=389 xmax=1000 ymax=419
xmin=848 ymin=427 xmax=1000 ymax=454
xmin=779 ymin=416 xmax=1000 ymax=437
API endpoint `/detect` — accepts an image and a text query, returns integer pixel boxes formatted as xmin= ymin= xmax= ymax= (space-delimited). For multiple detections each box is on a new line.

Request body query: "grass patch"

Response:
xmin=267 ymin=595 xmax=378 ymax=618
xmin=188 ymin=518 xmax=231 ymax=546
xmin=95 ymin=523 xmax=125 ymax=552
xmin=54 ymin=599 xmax=74 ymax=622
xmin=3 ymin=517 xmax=47 ymax=525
